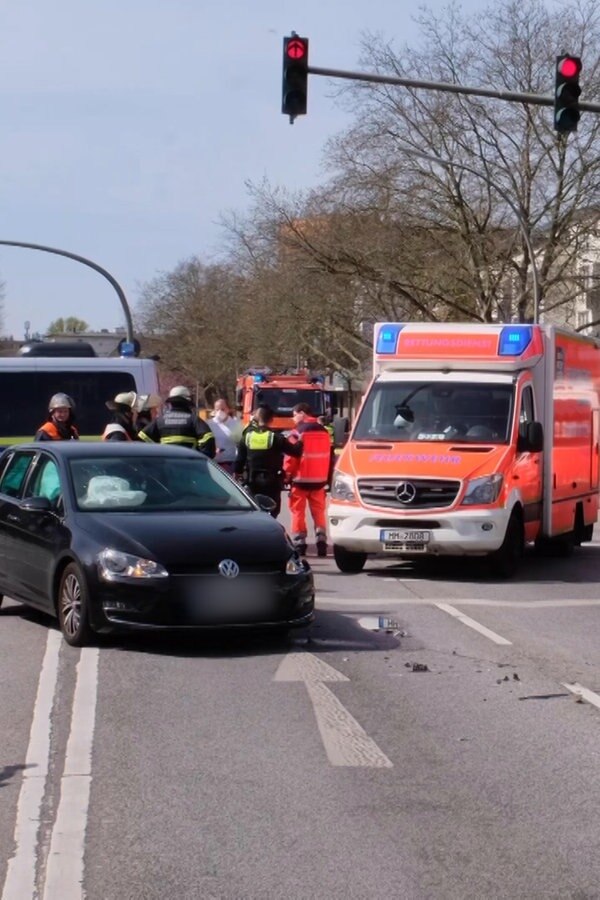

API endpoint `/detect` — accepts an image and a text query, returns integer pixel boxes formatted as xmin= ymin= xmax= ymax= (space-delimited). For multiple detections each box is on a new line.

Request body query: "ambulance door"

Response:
xmin=513 ymin=383 xmax=543 ymax=539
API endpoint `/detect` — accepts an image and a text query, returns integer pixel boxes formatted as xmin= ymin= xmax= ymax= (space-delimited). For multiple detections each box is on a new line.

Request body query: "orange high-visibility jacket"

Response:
xmin=284 ymin=418 xmax=331 ymax=489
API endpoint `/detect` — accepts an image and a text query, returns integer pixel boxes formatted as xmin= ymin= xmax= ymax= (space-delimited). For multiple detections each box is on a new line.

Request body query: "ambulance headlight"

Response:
xmin=331 ymin=472 xmax=357 ymax=502
xmin=461 ymin=474 xmax=503 ymax=506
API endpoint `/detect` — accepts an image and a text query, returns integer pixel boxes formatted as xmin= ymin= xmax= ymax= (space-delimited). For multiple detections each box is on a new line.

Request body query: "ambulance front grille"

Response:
xmin=357 ymin=478 xmax=460 ymax=510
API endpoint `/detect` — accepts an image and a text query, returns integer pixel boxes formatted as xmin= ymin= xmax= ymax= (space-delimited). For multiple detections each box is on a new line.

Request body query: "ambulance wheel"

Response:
xmin=489 ymin=511 xmax=523 ymax=579
xmin=333 ymin=545 xmax=367 ymax=574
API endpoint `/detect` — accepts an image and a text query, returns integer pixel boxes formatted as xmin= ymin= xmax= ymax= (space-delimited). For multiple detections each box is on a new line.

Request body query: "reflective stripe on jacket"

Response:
xmin=139 ymin=408 xmax=216 ymax=458
xmin=245 ymin=430 xmax=275 ymax=451
xmin=102 ymin=423 xmax=132 ymax=441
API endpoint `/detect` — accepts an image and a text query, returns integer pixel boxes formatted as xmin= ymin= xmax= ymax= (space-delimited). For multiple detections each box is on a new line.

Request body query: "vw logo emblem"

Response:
xmin=218 ymin=559 xmax=240 ymax=579
xmin=395 ymin=481 xmax=417 ymax=504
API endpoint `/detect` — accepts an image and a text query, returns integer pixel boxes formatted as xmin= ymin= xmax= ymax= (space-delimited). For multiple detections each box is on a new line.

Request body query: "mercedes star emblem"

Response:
xmin=395 ymin=481 xmax=417 ymax=504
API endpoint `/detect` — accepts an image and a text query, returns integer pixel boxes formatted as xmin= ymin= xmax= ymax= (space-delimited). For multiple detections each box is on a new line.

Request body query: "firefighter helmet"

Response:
xmin=48 ymin=393 xmax=75 ymax=413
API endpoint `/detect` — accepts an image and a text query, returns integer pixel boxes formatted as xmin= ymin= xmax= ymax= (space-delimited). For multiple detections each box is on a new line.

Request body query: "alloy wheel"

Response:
xmin=61 ymin=572 xmax=82 ymax=639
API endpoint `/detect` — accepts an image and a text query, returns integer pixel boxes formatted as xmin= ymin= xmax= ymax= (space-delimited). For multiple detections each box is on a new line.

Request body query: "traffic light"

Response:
xmin=282 ymin=34 xmax=309 ymax=122
xmin=554 ymin=54 xmax=582 ymax=133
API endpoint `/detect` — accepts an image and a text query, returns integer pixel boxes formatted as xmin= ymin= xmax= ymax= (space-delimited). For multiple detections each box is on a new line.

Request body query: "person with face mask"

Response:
xmin=208 ymin=398 xmax=242 ymax=474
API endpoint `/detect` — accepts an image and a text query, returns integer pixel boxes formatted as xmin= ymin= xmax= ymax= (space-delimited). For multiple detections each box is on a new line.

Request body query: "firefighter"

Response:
xmin=234 ymin=404 xmax=301 ymax=517
xmin=102 ymin=391 xmax=140 ymax=441
xmin=284 ymin=402 xmax=331 ymax=557
xmin=35 ymin=393 xmax=79 ymax=441
xmin=135 ymin=393 xmax=162 ymax=433
xmin=138 ymin=385 xmax=216 ymax=458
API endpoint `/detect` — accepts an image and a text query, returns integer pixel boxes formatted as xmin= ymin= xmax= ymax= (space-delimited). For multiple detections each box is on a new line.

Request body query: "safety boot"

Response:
xmin=316 ymin=539 xmax=328 ymax=558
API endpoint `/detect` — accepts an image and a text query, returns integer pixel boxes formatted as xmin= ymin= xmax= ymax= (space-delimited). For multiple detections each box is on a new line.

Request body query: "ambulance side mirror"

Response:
xmin=518 ymin=421 xmax=543 ymax=453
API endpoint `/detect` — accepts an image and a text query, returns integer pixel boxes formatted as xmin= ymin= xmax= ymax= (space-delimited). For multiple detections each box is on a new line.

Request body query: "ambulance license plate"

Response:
xmin=380 ymin=530 xmax=430 ymax=544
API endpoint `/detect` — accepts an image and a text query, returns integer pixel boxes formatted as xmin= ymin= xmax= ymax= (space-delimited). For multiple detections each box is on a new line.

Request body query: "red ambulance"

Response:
xmin=328 ymin=322 xmax=600 ymax=577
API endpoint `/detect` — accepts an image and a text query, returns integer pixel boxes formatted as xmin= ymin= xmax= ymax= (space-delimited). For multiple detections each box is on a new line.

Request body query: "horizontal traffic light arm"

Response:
xmin=307 ymin=64 xmax=600 ymax=113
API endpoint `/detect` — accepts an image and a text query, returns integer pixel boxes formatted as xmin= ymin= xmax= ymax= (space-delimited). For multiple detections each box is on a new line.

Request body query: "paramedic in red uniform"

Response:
xmin=284 ymin=402 xmax=331 ymax=557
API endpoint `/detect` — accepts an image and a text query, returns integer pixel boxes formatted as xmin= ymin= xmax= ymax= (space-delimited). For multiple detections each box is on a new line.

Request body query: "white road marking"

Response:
xmin=274 ymin=652 xmax=392 ymax=767
xmin=435 ymin=603 xmax=512 ymax=645
xmin=43 ymin=647 xmax=99 ymax=900
xmin=2 ymin=632 xmax=62 ymax=900
xmin=562 ymin=682 xmax=600 ymax=710
xmin=318 ymin=597 xmax=600 ymax=608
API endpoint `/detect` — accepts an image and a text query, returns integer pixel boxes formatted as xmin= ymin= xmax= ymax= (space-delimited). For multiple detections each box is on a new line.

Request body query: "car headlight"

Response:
xmin=330 ymin=471 xmax=356 ymax=502
xmin=461 ymin=474 xmax=503 ymax=506
xmin=285 ymin=555 xmax=305 ymax=576
xmin=97 ymin=548 xmax=169 ymax=581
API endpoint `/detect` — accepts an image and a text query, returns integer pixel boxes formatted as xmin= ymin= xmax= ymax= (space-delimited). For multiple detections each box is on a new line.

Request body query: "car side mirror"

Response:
xmin=21 ymin=496 xmax=53 ymax=513
xmin=517 ymin=421 xmax=543 ymax=453
xmin=254 ymin=493 xmax=277 ymax=513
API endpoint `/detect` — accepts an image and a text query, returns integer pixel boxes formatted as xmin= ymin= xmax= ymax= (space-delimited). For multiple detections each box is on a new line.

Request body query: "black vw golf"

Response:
xmin=0 ymin=442 xmax=314 ymax=645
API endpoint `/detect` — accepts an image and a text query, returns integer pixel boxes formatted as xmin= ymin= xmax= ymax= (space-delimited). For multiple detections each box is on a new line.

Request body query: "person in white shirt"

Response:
xmin=208 ymin=398 xmax=243 ymax=474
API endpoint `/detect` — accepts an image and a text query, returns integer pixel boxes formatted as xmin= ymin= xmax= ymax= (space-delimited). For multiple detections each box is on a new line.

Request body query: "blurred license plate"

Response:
xmin=205 ymin=578 xmax=269 ymax=615
xmin=380 ymin=530 xmax=430 ymax=543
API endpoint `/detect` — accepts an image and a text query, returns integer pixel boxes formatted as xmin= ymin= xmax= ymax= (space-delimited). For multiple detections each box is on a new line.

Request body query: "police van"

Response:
xmin=0 ymin=355 xmax=160 ymax=443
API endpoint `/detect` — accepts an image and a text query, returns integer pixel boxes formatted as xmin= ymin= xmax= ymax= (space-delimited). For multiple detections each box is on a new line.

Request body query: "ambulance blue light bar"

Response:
xmin=376 ymin=324 xmax=404 ymax=354
xmin=498 ymin=326 xmax=533 ymax=356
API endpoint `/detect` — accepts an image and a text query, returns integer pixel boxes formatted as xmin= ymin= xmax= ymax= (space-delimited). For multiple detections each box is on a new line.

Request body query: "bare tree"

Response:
xmin=324 ymin=0 xmax=600 ymax=322
xmin=136 ymin=259 xmax=254 ymax=401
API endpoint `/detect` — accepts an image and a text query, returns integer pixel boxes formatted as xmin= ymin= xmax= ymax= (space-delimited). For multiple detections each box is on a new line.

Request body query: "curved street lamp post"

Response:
xmin=0 ymin=240 xmax=134 ymax=343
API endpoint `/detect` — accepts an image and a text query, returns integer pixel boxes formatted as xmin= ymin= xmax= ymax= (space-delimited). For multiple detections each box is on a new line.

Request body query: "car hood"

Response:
xmin=345 ymin=440 xmax=512 ymax=482
xmin=73 ymin=510 xmax=291 ymax=566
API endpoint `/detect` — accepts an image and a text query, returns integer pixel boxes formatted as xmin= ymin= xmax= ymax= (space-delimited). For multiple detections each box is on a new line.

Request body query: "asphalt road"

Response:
xmin=2 ymin=522 xmax=600 ymax=899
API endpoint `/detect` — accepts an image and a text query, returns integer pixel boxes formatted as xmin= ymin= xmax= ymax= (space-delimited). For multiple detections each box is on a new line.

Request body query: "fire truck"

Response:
xmin=235 ymin=369 xmax=328 ymax=432
xmin=329 ymin=322 xmax=600 ymax=578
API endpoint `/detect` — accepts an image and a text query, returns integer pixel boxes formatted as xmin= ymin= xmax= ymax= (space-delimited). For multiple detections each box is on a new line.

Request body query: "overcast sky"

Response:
xmin=0 ymin=0 xmax=481 ymax=340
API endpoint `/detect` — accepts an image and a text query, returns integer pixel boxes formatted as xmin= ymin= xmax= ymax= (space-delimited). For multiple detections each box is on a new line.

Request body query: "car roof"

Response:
xmin=8 ymin=442 xmax=202 ymax=459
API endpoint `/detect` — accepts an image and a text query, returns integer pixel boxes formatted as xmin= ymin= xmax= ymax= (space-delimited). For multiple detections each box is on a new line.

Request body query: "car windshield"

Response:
xmin=69 ymin=455 xmax=256 ymax=512
xmin=353 ymin=381 xmax=514 ymax=444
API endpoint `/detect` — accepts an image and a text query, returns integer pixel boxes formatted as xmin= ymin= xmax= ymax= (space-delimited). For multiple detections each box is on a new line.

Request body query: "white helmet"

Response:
xmin=168 ymin=385 xmax=192 ymax=402
xmin=106 ymin=391 xmax=138 ymax=411
xmin=135 ymin=393 xmax=161 ymax=413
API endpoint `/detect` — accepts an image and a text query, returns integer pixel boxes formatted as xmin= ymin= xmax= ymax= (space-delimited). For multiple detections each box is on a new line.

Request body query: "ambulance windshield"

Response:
xmin=253 ymin=387 xmax=324 ymax=417
xmin=354 ymin=381 xmax=514 ymax=444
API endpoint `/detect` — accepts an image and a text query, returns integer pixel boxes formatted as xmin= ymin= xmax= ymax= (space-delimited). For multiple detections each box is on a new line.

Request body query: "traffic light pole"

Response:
xmin=308 ymin=65 xmax=600 ymax=113
xmin=0 ymin=240 xmax=134 ymax=343
xmin=400 ymin=149 xmax=541 ymax=323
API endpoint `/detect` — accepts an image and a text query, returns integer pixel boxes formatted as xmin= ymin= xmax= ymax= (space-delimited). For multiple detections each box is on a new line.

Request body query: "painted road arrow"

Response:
xmin=274 ymin=653 xmax=392 ymax=767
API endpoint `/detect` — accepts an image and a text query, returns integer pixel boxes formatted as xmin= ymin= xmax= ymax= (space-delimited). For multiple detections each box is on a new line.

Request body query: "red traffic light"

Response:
xmin=286 ymin=38 xmax=307 ymax=61
xmin=558 ymin=56 xmax=581 ymax=79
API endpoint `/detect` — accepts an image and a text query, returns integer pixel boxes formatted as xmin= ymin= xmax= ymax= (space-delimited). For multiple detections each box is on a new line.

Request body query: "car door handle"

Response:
xmin=7 ymin=513 xmax=19 ymax=522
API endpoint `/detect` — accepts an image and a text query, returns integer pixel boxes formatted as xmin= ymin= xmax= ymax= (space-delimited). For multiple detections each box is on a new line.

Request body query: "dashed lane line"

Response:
xmin=435 ymin=603 xmax=512 ymax=645
xmin=562 ymin=682 xmax=600 ymax=710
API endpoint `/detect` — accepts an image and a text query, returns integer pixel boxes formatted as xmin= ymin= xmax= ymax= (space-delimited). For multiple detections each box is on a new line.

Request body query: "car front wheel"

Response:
xmin=58 ymin=563 xmax=93 ymax=647
xmin=333 ymin=544 xmax=367 ymax=574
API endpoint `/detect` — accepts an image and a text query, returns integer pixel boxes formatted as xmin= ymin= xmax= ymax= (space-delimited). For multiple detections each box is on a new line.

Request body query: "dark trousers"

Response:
xmin=247 ymin=472 xmax=282 ymax=518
